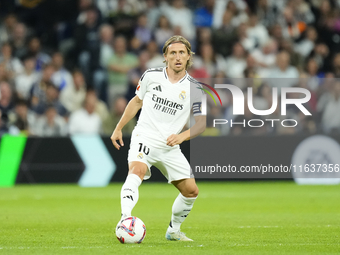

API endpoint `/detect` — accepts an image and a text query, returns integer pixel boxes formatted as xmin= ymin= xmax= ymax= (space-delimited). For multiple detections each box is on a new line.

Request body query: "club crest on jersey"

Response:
xmin=179 ymin=91 xmax=186 ymax=100
xmin=137 ymin=153 xmax=143 ymax=159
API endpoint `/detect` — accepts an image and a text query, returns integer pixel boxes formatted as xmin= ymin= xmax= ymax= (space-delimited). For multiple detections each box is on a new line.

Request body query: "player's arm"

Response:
xmin=111 ymin=95 xmax=143 ymax=150
xmin=166 ymin=115 xmax=206 ymax=147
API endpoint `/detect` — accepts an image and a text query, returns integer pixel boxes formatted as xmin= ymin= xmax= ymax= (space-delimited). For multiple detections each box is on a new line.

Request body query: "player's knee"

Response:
xmin=192 ymin=186 xmax=199 ymax=197
xmin=129 ymin=166 xmax=147 ymax=180
xmin=184 ymin=186 xmax=199 ymax=198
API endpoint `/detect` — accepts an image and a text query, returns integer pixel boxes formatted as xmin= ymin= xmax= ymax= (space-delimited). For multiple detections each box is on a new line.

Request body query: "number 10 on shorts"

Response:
xmin=139 ymin=143 xmax=150 ymax=155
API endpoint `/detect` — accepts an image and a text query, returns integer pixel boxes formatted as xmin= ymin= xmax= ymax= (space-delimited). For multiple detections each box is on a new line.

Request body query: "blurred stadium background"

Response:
xmin=1 ymin=1 xmax=340 ymax=253
xmin=1 ymin=0 xmax=340 ymax=137
xmin=0 ymin=0 xmax=340 ymax=183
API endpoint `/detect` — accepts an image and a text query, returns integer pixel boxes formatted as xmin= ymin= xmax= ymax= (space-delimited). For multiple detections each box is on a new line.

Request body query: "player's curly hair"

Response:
xmin=162 ymin=35 xmax=195 ymax=70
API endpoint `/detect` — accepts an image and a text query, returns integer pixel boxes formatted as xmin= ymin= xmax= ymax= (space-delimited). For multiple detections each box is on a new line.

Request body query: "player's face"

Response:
xmin=164 ymin=43 xmax=190 ymax=73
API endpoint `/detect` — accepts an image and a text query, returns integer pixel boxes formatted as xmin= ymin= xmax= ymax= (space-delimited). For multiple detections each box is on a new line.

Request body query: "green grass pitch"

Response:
xmin=1 ymin=181 xmax=339 ymax=255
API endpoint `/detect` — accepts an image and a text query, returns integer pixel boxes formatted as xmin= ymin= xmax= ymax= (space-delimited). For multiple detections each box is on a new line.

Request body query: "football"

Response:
xmin=115 ymin=216 xmax=146 ymax=244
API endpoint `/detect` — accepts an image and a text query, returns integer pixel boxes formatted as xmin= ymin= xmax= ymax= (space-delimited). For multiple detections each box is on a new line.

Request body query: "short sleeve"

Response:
xmin=135 ymin=70 xmax=149 ymax=100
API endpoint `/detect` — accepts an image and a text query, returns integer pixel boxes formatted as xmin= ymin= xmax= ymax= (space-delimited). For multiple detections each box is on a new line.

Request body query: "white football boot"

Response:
xmin=165 ymin=230 xmax=193 ymax=241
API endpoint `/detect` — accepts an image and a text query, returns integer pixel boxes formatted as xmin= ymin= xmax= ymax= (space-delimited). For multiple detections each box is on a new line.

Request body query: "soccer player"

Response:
xmin=111 ymin=35 xmax=206 ymax=241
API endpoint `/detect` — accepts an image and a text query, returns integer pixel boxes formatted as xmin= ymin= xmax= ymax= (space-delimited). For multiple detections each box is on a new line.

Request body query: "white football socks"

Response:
xmin=120 ymin=174 xmax=142 ymax=218
xmin=168 ymin=193 xmax=197 ymax=233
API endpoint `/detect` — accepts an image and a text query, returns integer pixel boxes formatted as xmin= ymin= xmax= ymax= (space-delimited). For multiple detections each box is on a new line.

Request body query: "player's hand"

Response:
xmin=166 ymin=134 xmax=185 ymax=147
xmin=111 ymin=129 xmax=124 ymax=150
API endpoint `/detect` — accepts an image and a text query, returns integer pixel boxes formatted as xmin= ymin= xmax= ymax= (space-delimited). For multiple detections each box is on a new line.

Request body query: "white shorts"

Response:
xmin=127 ymin=134 xmax=194 ymax=183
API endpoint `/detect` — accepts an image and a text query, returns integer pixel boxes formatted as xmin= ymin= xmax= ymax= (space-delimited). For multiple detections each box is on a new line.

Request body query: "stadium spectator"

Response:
xmin=309 ymin=43 xmax=332 ymax=73
xmin=0 ymin=81 xmax=14 ymax=115
xmin=224 ymin=0 xmax=248 ymax=28
xmin=197 ymin=26 xmax=213 ymax=46
xmin=93 ymin=24 xmax=115 ymax=102
xmin=8 ymin=99 xmax=35 ymax=135
xmin=0 ymin=42 xmax=24 ymax=80
xmin=236 ymin=22 xmax=257 ymax=52
xmin=251 ymin=39 xmax=278 ymax=78
xmin=279 ymin=39 xmax=304 ymax=71
xmin=332 ymin=53 xmax=340 ymax=77
xmin=304 ymin=58 xmax=324 ymax=91
xmin=10 ymin=23 xmax=29 ymax=59
xmin=129 ymin=36 xmax=143 ymax=55
xmin=50 ymin=52 xmax=73 ymax=91
xmin=146 ymin=40 xmax=166 ymax=69
xmin=280 ymin=6 xmax=306 ymax=40
xmin=255 ymin=0 xmax=279 ymax=28
xmin=316 ymin=73 xmax=335 ymax=118
xmin=288 ymin=0 xmax=315 ymax=25
xmin=100 ymin=0 xmax=146 ymax=18
xmin=269 ymin=23 xmax=284 ymax=45
xmin=153 ymin=16 xmax=174 ymax=51
xmin=68 ymin=92 xmax=102 ymax=134
xmin=103 ymin=96 xmax=136 ymax=135
xmin=107 ymin=0 xmax=138 ymax=39
xmin=267 ymin=51 xmax=299 ymax=90
xmin=321 ymin=80 xmax=340 ymax=134
xmin=31 ymin=64 xmax=55 ymax=107
xmin=98 ymin=24 xmax=115 ymax=68
xmin=225 ymin=41 xmax=247 ymax=79
xmin=32 ymin=106 xmax=68 ymax=137
xmin=126 ymin=50 xmax=150 ymax=101
xmin=96 ymin=0 xmax=116 ymax=19
xmin=107 ymin=36 xmax=138 ymax=104
xmin=196 ymin=43 xmax=226 ymax=77
xmin=60 ymin=70 xmax=87 ymax=113
xmin=0 ymin=14 xmax=18 ymax=44
xmin=315 ymin=0 xmax=337 ymax=48
xmin=212 ymin=10 xmax=237 ymax=57
xmin=32 ymin=82 xmax=68 ymax=117
xmin=161 ymin=0 xmax=195 ymax=41
xmin=0 ymin=63 xmax=10 ymax=83
xmin=86 ymin=89 xmax=110 ymax=129
xmin=294 ymin=26 xmax=318 ymax=58
xmin=77 ymin=0 xmax=100 ymax=25
xmin=25 ymin=37 xmax=51 ymax=72
xmin=194 ymin=0 xmax=215 ymax=28
xmin=14 ymin=54 xmax=40 ymax=100
xmin=134 ymin=13 xmax=152 ymax=47
xmin=51 ymin=52 xmax=74 ymax=91
xmin=75 ymin=6 xmax=101 ymax=84
xmin=0 ymin=109 xmax=9 ymax=136
xmin=246 ymin=13 xmax=270 ymax=48
xmin=145 ymin=0 xmax=162 ymax=30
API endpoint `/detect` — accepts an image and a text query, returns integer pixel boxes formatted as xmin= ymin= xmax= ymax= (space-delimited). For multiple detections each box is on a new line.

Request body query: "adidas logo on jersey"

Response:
xmin=153 ymin=85 xmax=162 ymax=92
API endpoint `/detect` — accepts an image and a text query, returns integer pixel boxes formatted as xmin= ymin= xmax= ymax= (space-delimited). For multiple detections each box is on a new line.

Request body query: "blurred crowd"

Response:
xmin=0 ymin=0 xmax=340 ymax=137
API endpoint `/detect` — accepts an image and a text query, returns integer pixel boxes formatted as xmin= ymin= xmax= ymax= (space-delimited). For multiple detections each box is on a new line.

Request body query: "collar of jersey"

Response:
xmin=163 ymin=67 xmax=188 ymax=84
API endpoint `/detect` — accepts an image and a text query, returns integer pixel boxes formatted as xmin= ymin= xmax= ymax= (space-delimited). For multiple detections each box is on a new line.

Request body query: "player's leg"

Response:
xmin=120 ymin=161 xmax=148 ymax=219
xmin=166 ymin=178 xmax=198 ymax=241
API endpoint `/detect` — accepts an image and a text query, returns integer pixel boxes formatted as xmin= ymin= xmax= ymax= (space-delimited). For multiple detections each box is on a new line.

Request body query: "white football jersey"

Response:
xmin=133 ymin=67 xmax=204 ymax=146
